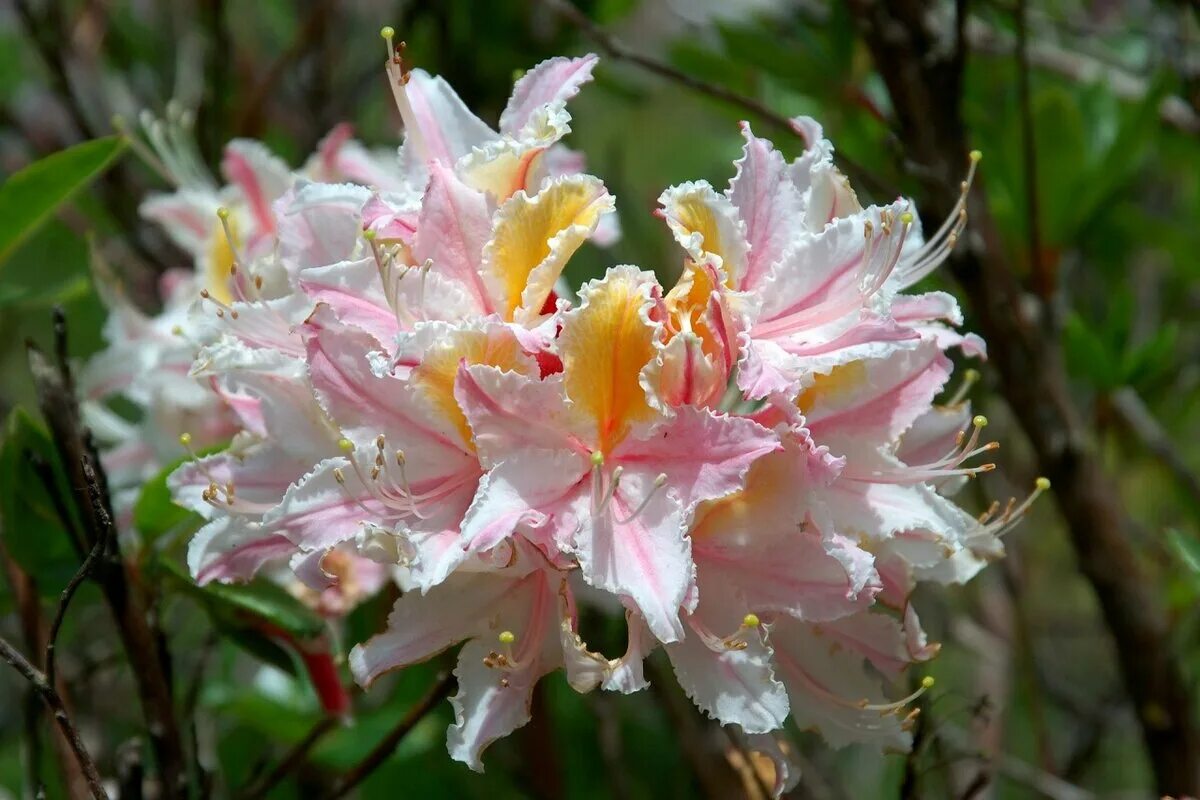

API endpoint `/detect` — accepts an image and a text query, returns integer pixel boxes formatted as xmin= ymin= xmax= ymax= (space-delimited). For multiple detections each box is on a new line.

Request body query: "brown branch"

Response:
xmin=1110 ymin=387 xmax=1200 ymax=513
xmin=322 ymin=671 xmax=455 ymax=800
xmin=544 ymin=0 xmax=889 ymax=197
xmin=27 ymin=311 xmax=188 ymax=799
xmin=0 ymin=637 xmax=108 ymax=799
xmin=44 ymin=515 xmax=109 ymax=691
xmin=1014 ymin=0 xmax=1050 ymax=298
xmin=845 ymin=1 xmax=1199 ymax=793
xmin=646 ymin=658 xmax=751 ymax=799
xmin=1 ymin=540 xmax=91 ymax=798
xmin=239 ymin=715 xmax=340 ymax=800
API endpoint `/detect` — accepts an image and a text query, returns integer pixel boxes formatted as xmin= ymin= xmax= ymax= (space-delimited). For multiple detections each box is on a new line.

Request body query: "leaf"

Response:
xmin=1062 ymin=313 xmax=1118 ymax=390
xmin=1168 ymin=529 xmax=1200 ymax=575
xmin=0 ymin=275 xmax=91 ymax=309
xmin=1121 ymin=322 xmax=1179 ymax=391
xmin=0 ymin=136 xmax=127 ymax=266
xmin=0 ymin=409 xmax=79 ymax=591
xmin=159 ymin=560 xmax=327 ymax=675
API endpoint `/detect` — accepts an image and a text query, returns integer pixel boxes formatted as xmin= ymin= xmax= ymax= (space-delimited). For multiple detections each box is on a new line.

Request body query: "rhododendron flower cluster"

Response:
xmin=86 ymin=29 xmax=1046 ymax=788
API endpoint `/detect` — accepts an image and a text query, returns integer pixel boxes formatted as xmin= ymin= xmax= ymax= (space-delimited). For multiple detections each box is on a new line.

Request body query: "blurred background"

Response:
xmin=1 ymin=0 xmax=1199 ymax=797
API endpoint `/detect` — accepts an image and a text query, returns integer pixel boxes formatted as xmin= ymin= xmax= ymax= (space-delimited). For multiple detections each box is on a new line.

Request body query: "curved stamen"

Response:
xmin=381 ymin=27 xmax=430 ymax=163
xmin=615 ymin=474 xmax=668 ymax=524
xmin=893 ymin=151 xmax=981 ymax=286
xmin=982 ymin=477 xmax=1050 ymax=538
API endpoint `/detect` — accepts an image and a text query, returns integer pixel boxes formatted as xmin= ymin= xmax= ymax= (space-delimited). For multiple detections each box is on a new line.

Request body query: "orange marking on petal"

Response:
xmin=560 ymin=268 xmax=660 ymax=453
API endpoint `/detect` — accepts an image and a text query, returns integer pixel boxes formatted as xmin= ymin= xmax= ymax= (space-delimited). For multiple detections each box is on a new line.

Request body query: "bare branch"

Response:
xmin=1014 ymin=0 xmax=1050 ymax=298
xmin=239 ymin=716 xmax=340 ymax=800
xmin=28 ymin=315 xmax=188 ymax=799
xmin=0 ymin=637 xmax=108 ymax=799
xmin=45 ymin=502 xmax=110 ymax=690
xmin=845 ymin=2 xmax=1200 ymax=793
xmin=543 ymin=0 xmax=890 ymax=197
xmin=1111 ymin=387 xmax=1200 ymax=513
xmin=322 ymin=671 xmax=455 ymax=800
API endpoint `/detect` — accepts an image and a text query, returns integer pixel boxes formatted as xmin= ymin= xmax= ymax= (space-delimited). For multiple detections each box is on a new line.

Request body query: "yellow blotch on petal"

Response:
xmin=204 ymin=215 xmax=240 ymax=305
xmin=462 ymin=145 xmax=545 ymax=204
xmin=660 ymin=182 xmax=745 ymax=286
xmin=411 ymin=328 xmax=537 ymax=449
xmin=560 ymin=267 xmax=660 ymax=454
xmin=483 ymin=175 xmax=613 ymax=323
xmin=794 ymin=362 xmax=868 ymax=415
xmin=691 ymin=448 xmax=790 ymax=541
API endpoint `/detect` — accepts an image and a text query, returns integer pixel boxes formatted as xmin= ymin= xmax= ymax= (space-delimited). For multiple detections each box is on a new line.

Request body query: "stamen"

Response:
xmin=392 ymin=450 xmax=428 ymax=519
xmin=381 ymin=27 xmax=430 ymax=162
xmin=112 ymin=114 xmax=175 ymax=184
xmin=216 ymin=207 xmax=248 ymax=273
xmin=787 ymin=655 xmax=935 ymax=718
xmin=180 ymin=432 xmax=237 ymax=507
xmin=894 ymin=151 xmax=981 ymax=286
xmin=198 ymin=288 xmax=238 ymax=319
xmin=947 ymin=368 xmax=980 ymax=406
xmin=983 ymin=477 xmax=1050 ymax=538
xmin=332 ymin=467 xmax=377 ymax=514
xmin=615 ymin=474 xmax=668 ymax=524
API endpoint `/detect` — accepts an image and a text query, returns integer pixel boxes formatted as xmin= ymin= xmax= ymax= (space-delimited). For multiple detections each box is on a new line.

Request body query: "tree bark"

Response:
xmin=846 ymin=1 xmax=1199 ymax=793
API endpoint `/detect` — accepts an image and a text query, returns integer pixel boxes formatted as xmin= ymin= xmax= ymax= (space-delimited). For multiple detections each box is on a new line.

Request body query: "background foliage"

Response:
xmin=1 ymin=0 xmax=1199 ymax=797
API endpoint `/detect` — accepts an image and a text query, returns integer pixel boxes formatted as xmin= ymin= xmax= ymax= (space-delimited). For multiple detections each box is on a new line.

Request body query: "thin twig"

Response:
xmin=322 ymin=672 xmax=455 ymax=800
xmin=44 ymin=516 xmax=109 ymax=690
xmin=239 ymin=716 xmax=340 ymax=800
xmin=28 ymin=314 xmax=187 ymax=799
xmin=846 ymin=2 xmax=1200 ymax=793
xmin=1111 ymin=387 xmax=1200 ymax=513
xmin=0 ymin=637 xmax=108 ymax=799
xmin=544 ymin=0 xmax=889 ymax=197
xmin=1015 ymin=0 xmax=1050 ymax=298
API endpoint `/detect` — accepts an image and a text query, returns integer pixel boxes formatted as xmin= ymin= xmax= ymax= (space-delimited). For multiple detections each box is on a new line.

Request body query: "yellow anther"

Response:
xmin=590 ymin=452 xmax=604 ymax=467
xmin=900 ymin=211 xmax=914 ymax=225
xmin=178 ymin=433 xmax=192 ymax=447
xmin=969 ymin=150 xmax=983 ymax=163
xmin=171 ymin=325 xmax=184 ymax=336
xmin=381 ymin=26 xmax=395 ymax=40
xmin=338 ymin=438 xmax=355 ymax=452
xmin=498 ymin=630 xmax=516 ymax=645
xmin=921 ymin=676 xmax=935 ymax=690
xmin=654 ymin=473 xmax=668 ymax=488
xmin=742 ymin=613 xmax=760 ymax=628
xmin=964 ymin=368 xmax=980 ymax=382
xmin=216 ymin=206 xmax=231 ymax=221
xmin=1035 ymin=476 xmax=1051 ymax=491
xmin=363 ymin=228 xmax=376 ymax=241
xmin=972 ymin=415 xmax=988 ymax=428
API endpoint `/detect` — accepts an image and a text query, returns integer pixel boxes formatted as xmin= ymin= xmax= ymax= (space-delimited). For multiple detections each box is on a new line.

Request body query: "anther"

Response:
xmin=498 ymin=631 xmax=515 ymax=645
xmin=339 ymin=438 xmax=355 ymax=453
xmin=742 ymin=613 xmax=760 ymax=628
xmin=590 ymin=451 xmax=604 ymax=468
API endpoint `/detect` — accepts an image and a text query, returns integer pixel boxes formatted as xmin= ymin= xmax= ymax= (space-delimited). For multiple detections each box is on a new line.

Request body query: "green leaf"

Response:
xmin=0 ymin=274 xmax=91 ymax=310
xmin=1062 ymin=313 xmax=1118 ymax=389
xmin=0 ymin=409 xmax=79 ymax=591
xmin=159 ymin=560 xmax=327 ymax=674
xmin=0 ymin=136 xmax=127 ymax=266
xmin=1168 ymin=529 xmax=1200 ymax=575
